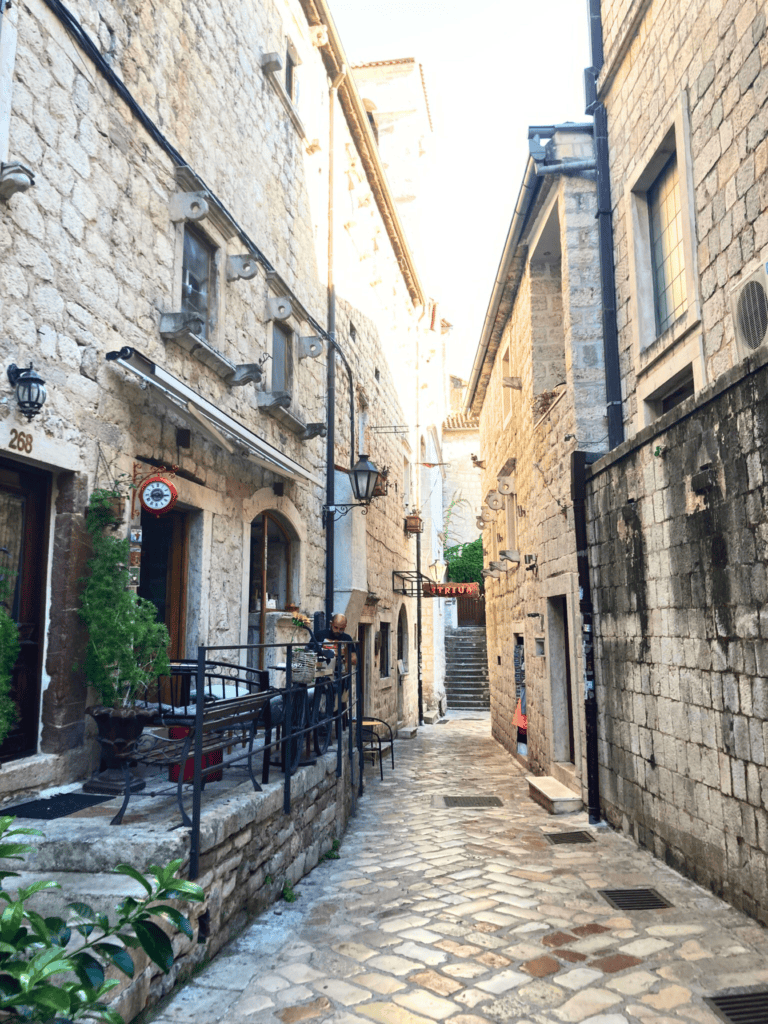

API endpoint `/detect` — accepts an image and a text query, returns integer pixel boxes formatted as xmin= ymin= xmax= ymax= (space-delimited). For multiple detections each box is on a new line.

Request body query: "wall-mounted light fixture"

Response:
xmin=428 ymin=559 xmax=446 ymax=583
xmin=7 ymin=363 xmax=47 ymax=420
xmin=322 ymin=453 xmax=381 ymax=524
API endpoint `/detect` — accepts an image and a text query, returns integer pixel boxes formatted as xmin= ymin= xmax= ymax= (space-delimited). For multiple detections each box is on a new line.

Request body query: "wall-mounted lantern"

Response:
xmin=323 ymin=453 xmax=381 ymax=524
xmin=404 ymin=511 xmax=424 ymax=534
xmin=7 ymin=363 xmax=46 ymax=420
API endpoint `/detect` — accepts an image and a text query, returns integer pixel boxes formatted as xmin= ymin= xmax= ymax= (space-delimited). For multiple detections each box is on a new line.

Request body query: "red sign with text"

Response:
xmin=422 ymin=582 xmax=480 ymax=598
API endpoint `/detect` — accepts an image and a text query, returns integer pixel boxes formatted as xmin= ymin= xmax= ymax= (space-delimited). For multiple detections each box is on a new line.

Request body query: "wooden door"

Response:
xmin=457 ymin=592 xmax=485 ymax=626
xmin=138 ymin=509 xmax=188 ymax=660
xmin=0 ymin=459 xmax=50 ymax=762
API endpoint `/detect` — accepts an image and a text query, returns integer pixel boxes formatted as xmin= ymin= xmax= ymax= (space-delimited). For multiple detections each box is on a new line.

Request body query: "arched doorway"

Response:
xmin=248 ymin=511 xmax=298 ymax=667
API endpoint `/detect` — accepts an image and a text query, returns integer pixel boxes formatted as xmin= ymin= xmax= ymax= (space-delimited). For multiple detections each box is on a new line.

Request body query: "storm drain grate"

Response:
xmin=544 ymin=830 xmax=597 ymax=845
xmin=443 ymin=796 xmax=503 ymax=808
xmin=704 ymin=989 xmax=768 ymax=1024
xmin=599 ymin=888 xmax=672 ymax=910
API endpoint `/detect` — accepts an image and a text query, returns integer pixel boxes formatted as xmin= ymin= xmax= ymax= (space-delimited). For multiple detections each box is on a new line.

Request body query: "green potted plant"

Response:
xmin=80 ymin=487 xmax=170 ymax=779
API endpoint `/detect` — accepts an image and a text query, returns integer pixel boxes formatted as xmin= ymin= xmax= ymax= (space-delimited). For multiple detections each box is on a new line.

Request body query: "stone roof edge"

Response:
xmin=464 ymin=155 xmax=542 ymax=418
xmin=300 ymin=0 xmax=425 ymax=308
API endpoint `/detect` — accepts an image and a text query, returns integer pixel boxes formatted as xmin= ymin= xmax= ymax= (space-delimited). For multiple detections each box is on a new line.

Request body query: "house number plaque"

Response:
xmin=7 ymin=429 xmax=33 ymax=453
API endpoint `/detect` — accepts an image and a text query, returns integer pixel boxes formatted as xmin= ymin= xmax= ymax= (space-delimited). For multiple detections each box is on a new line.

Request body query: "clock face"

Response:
xmin=140 ymin=477 xmax=177 ymax=515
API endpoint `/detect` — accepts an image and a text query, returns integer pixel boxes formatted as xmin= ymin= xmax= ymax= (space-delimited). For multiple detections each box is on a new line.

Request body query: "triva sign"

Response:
xmin=422 ymin=582 xmax=480 ymax=598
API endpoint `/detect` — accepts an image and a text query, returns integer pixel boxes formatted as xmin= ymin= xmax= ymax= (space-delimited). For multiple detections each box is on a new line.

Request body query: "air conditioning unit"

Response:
xmin=730 ymin=263 xmax=768 ymax=360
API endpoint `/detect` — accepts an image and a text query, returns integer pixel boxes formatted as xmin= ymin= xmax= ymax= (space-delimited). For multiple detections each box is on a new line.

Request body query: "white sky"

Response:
xmin=327 ymin=0 xmax=591 ymax=378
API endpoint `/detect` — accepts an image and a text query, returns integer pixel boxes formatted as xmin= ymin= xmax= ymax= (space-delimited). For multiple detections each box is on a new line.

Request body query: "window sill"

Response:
xmin=265 ymin=71 xmax=307 ymax=140
xmin=637 ymin=312 xmax=701 ymax=379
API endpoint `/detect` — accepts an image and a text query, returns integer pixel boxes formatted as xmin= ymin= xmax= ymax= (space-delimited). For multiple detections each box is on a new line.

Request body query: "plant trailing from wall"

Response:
xmin=445 ymin=538 xmax=484 ymax=589
xmin=80 ymin=489 xmax=170 ymax=712
xmin=442 ymin=492 xmax=473 ymax=549
xmin=0 ymin=815 xmax=205 ymax=1023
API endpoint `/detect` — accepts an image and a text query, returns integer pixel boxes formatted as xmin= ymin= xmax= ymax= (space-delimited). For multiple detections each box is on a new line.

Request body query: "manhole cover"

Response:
xmin=443 ymin=796 xmax=503 ymax=808
xmin=705 ymin=989 xmax=768 ymax=1024
xmin=599 ymin=888 xmax=672 ymax=910
xmin=544 ymin=831 xmax=596 ymax=845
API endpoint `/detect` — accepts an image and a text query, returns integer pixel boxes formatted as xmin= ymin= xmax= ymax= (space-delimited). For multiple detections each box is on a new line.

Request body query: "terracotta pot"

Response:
xmin=86 ymin=706 xmax=154 ymax=769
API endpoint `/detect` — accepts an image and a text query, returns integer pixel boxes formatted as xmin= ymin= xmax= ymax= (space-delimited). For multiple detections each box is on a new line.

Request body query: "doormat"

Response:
xmin=6 ymin=793 xmax=113 ymax=820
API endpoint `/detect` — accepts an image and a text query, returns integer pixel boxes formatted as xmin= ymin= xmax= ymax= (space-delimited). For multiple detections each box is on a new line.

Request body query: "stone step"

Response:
xmin=526 ymin=776 xmax=582 ymax=815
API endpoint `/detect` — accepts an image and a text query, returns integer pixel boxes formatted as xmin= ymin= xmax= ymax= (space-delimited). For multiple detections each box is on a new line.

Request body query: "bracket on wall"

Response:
xmin=0 ymin=162 xmax=35 ymax=201
xmin=299 ymin=422 xmax=327 ymax=441
xmin=226 ymin=255 xmax=259 ymax=281
xmin=298 ymin=336 xmax=324 ymax=359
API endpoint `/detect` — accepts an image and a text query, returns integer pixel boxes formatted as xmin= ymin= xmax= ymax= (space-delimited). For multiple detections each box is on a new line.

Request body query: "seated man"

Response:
xmin=316 ymin=614 xmax=358 ymax=669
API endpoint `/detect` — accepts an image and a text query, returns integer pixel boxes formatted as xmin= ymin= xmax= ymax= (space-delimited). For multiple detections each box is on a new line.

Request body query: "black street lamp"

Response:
xmin=323 ymin=453 xmax=381 ymax=524
xmin=7 ymin=363 xmax=47 ymax=420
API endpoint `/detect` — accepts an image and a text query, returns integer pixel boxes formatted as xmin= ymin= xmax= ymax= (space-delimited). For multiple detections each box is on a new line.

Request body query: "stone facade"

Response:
xmin=0 ymin=0 xmax=438 ymax=791
xmin=586 ymin=350 xmax=768 ymax=923
xmin=466 ymin=129 xmax=607 ymax=797
xmin=581 ymin=0 xmax=768 ymax=922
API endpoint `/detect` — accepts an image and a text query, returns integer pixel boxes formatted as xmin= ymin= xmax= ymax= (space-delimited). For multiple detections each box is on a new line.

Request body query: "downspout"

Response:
xmin=586 ymin=0 xmax=624 ymax=449
xmin=571 ymin=451 xmax=600 ymax=823
xmin=324 ymin=64 xmax=347 ymax=627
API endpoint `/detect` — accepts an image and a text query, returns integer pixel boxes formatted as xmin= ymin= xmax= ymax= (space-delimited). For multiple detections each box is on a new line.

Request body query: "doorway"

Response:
xmin=547 ymin=595 xmax=575 ymax=764
xmin=138 ymin=509 xmax=188 ymax=660
xmin=357 ymin=624 xmax=370 ymax=716
xmin=0 ymin=458 xmax=50 ymax=762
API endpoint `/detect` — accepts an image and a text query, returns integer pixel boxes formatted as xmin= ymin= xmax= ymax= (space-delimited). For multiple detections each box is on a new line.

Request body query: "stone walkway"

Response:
xmin=147 ymin=716 xmax=768 ymax=1024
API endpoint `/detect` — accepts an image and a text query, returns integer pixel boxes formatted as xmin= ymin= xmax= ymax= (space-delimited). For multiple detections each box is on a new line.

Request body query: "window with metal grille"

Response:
xmin=182 ymin=225 xmax=215 ymax=339
xmin=648 ymin=153 xmax=686 ymax=334
xmin=271 ymin=321 xmax=293 ymax=395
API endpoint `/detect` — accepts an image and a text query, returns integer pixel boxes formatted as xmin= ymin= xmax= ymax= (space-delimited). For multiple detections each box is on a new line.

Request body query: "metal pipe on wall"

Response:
xmin=416 ymin=527 xmax=423 ymax=725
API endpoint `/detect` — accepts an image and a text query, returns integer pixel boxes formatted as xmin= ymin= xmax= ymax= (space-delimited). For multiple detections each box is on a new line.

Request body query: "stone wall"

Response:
xmin=0 ymin=0 xmax=433 ymax=788
xmin=12 ymin=744 xmax=359 ymax=1021
xmin=479 ymin=167 xmax=606 ymax=797
xmin=599 ymin=0 xmax=768 ymax=427
xmin=586 ymin=349 xmax=768 ymax=923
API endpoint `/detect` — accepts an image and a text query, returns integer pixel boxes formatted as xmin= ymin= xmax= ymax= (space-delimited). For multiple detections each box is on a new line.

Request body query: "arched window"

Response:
xmin=248 ymin=511 xmax=297 ymax=613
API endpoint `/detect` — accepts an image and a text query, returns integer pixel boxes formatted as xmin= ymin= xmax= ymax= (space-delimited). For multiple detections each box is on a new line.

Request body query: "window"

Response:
xmin=397 ymin=607 xmax=408 ymax=672
xmin=248 ymin=512 xmax=295 ymax=612
xmin=182 ymin=225 xmax=215 ymax=340
xmin=379 ymin=622 xmax=390 ymax=677
xmin=505 ymin=493 xmax=517 ymax=551
xmin=271 ymin=322 xmax=293 ymax=395
xmin=627 ymin=93 xmax=705 ymax=431
xmin=501 ymin=346 xmax=512 ymax=420
xmin=403 ymin=457 xmax=411 ymax=507
xmin=648 ymin=154 xmax=686 ymax=334
xmin=285 ymin=45 xmax=297 ymax=102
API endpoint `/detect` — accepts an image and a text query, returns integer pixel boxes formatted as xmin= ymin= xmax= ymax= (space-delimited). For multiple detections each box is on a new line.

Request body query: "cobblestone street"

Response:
xmin=148 ymin=715 xmax=768 ymax=1024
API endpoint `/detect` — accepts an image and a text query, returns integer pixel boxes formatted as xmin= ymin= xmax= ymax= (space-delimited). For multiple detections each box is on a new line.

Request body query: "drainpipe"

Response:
xmin=416 ymin=525 xmax=424 ymax=725
xmin=324 ymin=63 xmax=347 ymax=627
xmin=571 ymin=452 xmax=600 ymax=823
xmin=586 ymin=0 xmax=624 ymax=449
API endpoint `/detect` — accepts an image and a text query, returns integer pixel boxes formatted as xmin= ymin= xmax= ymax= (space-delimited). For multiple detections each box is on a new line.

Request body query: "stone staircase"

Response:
xmin=444 ymin=627 xmax=490 ymax=711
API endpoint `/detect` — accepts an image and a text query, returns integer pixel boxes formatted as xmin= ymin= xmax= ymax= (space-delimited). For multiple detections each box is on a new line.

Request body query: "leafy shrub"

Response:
xmin=80 ymin=489 xmax=170 ymax=709
xmin=0 ymin=816 xmax=204 ymax=1023
xmin=445 ymin=538 xmax=484 ymax=588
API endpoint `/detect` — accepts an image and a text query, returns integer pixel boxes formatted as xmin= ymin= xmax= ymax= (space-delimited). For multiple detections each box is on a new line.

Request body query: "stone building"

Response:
xmin=465 ymin=126 xmax=607 ymax=797
xmin=0 ymin=0 xmax=439 ymax=796
xmin=580 ymin=0 xmax=768 ymax=922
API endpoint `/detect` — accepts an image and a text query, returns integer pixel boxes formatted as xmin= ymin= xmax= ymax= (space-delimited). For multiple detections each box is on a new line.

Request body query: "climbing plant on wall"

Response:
xmin=445 ymin=538 xmax=484 ymax=588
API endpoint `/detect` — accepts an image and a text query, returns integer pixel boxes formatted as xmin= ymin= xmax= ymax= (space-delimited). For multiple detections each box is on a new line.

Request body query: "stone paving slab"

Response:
xmin=146 ymin=717 xmax=764 ymax=1024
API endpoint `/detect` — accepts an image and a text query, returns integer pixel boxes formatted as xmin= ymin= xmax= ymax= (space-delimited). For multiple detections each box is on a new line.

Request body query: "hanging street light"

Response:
xmin=7 ymin=363 xmax=47 ymax=421
xmin=322 ymin=453 xmax=382 ymax=524
xmin=428 ymin=559 xmax=447 ymax=584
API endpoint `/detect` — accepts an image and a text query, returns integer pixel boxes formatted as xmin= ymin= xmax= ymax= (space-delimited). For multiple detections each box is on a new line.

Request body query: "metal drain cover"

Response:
xmin=705 ymin=988 xmax=768 ymax=1024
xmin=443 ymin=796 xmax=503 ymax=808
xmin=599 ymin=888 xmax=672 ymax=910
xmin=545 ymin=830 xmax=596 ymax=845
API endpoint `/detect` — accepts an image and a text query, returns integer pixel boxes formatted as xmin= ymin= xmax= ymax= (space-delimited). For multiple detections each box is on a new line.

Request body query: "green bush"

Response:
xmin=0 ymin=816 xmax=204 ymax=1023
xmin=80 ymin=490 xmax=170 ymax=709
xmin=445 ymin=538 xmax=484 ymax=588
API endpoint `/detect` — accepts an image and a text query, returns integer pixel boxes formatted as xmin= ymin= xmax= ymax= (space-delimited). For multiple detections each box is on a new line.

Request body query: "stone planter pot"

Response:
xmin=83 ymin=706 xmax=155 ymax=795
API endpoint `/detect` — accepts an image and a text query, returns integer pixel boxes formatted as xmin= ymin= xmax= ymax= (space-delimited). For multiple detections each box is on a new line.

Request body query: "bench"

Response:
xmin=111 ymin=689 xmax=275 ymax=826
